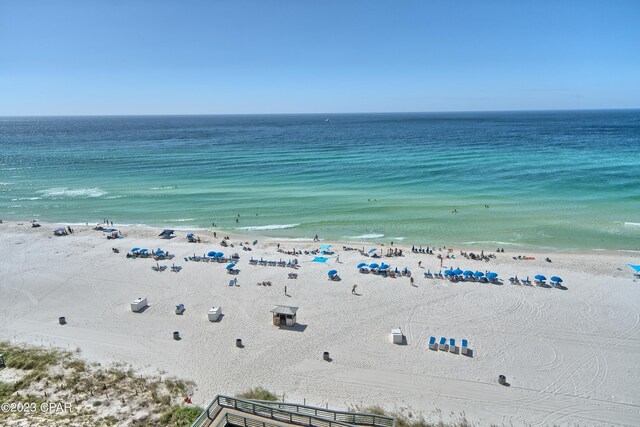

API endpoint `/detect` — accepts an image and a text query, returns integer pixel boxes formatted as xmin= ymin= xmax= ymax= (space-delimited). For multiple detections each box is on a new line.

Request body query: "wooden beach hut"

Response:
xmin=271 ymin=305 xmax=298 ymax=327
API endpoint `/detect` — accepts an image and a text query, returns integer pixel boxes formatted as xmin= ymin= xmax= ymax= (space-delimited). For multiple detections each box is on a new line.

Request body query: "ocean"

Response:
xmin=1 ymin=110 xmax=639 ymax=251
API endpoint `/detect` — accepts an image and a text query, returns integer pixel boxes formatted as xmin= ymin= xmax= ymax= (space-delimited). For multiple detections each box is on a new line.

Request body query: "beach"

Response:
xmin=1 ymin=220 xmax=639 ymax=426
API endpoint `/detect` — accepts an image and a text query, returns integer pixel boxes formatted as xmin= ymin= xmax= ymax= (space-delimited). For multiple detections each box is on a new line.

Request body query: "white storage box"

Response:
xmin=391 ymin=328 xmax=404 ymax=344
xmin=131 ymin=297 xmax=147 ymax=312
xmin=208 ymin=306 xmax=222 ymax=322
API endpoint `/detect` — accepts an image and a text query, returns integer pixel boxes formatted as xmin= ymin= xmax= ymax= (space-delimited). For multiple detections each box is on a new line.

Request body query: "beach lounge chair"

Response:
xmin=428 ymin=336 xmax=437 ymax=350
xmin=438 ymin=337 xmax=448 ymax=351
xmin=461 ymin=339 xmax=469 ymax=356
xmin=449 ymin=338 xmax=458 ymax=353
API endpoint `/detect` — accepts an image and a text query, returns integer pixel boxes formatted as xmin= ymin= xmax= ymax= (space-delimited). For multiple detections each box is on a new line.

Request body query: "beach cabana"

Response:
xmin=271 ymin=305 xmax=298 ymax=327
xmin=159 ymin=229 xmax=174 ymax=238
xmin=627 ymin=264 xmax=640 ymax=277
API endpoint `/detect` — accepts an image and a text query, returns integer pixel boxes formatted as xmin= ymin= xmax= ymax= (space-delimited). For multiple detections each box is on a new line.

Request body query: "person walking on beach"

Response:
xmin=418 ymin=261 xmax=422 ymax=268
xmin=284 ymin=286 xmax=287 ymax=296
xmin=410 ymin=277 xmax=415 ymax=286
xmin=352 ymin=284 xmax=357 ymax=294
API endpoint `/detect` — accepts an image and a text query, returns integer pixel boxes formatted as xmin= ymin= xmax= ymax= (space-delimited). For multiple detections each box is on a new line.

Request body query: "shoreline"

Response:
xmin=1 ymin=219 xmax=639 ymax=425
xmin=3 ymin=219 xmax=636 ymax=258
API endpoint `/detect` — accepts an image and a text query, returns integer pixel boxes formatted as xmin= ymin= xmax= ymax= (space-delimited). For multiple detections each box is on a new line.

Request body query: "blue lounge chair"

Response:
xmin=438 ymin=337 xmax=447 ymax=351
xmin=461 ymin=339 xmax=469 ymax=356
xmin=449 ymin=338 xmax=458 ymax=353
xmin=428 ymin=336 xmax=437 ymax=350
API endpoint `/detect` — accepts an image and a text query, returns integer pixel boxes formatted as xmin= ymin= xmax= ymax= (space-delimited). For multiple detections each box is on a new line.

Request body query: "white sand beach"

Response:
xmin=1 ymin=221 xmax=640 ymax=426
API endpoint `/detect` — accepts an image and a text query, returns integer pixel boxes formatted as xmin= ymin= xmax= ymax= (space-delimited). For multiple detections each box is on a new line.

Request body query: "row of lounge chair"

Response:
xmin=249 ymin=258 xmax=299 ymax=268
xmin=185 ymin=254 xmax=239 ymax=263
xmin=287 ymin=273 xmax=298 ymax=279
xmin=423 ymin=270 xmax=498 ymax=283
xmin=359 ymin=267 xmax=411 ymax=278
xmin=428 ymin=337 xmax=470 ymax=356
xmin=412 ymin=246 xmax=434 ymax=254
xmin=151 ymin=263 xmax=182 ymax=272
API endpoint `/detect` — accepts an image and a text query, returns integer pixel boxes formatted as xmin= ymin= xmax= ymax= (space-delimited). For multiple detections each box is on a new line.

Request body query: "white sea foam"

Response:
xmin=392 ymin=237 xmax=406 ymax=241
xmin=14 ymin=197 xmax=42 ymax=201
xmin=38 ymin=187 xmax=107 ymax=198
xmin=346 ymin=233 xmax=385 ymax=239
xmin=237 ymin=223 xmax=300 ymax=231
xmin=166 ymin=218 xmax=197 ymax=223
xmin=624 ymin=222 xmax=640 ymax=227
xmin=269 ymin=237 xmax=315 ymax=242
xmin=462 ymin=241 xmax=525 ymax=247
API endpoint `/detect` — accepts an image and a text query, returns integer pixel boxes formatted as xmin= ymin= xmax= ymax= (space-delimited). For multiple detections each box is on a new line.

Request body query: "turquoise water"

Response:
xmin=1 ymin=111 xmax=639 ymax=250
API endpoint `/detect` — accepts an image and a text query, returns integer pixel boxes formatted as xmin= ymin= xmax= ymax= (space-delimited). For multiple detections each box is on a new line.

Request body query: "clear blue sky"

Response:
xmin=1 ymin=1 xmax=639 ymax=115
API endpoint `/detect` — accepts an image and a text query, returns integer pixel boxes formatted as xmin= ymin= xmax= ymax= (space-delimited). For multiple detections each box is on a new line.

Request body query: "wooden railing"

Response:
xmin=191 ymin=395 xmax=394 ymax=427
xmin=252 ymin=401 xmax=395 ymax=427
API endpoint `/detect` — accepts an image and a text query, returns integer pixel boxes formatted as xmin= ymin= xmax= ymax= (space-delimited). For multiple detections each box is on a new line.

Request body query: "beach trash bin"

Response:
xmin=498 ymin=375 xmax=507 ymax=385
xmin=173 ymin=331 xmax=180 ymax=340
xmin=58 ymin=316 xmax=66 ymax=325
xmin=208 ymin=306 xmax=222 ymax=322
xmin=236 ymin=338 xmax=243 ymax=348
xmin=323 ymin=351 xmax=330 ymax=361
xmin=131 ymin=297 xmax=148 ymax=313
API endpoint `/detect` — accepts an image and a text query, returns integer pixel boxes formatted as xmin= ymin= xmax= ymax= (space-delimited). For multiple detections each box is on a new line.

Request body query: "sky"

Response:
xmin=1 ymin=1 xmax=639 ymax=115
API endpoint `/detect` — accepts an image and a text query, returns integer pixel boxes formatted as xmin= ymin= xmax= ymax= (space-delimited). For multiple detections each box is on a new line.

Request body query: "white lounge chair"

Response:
xmin=449 ymin=338 xmax=458 ymax=354
xmin=438 ymin=337 xmax=448 ymax=351
xmin=428 ymin=336 xmax=437 ymax=350
xmin=461 ymin=339 xmax=469 ymax=356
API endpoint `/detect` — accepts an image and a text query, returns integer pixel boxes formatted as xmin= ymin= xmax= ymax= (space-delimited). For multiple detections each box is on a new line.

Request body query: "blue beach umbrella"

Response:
xmin=131 ymin=248 xmax=140 ymax=252
xmin=453 ymin=268 xmax=463 ymax=276
xmin=139 ymin=249 xmax=148 ymax=253
xmin=380 ymin=263 xmax=390 ymax=270
xmin=463 ymin=270 xmax=473 ymax=276
xmin=357 ymin=263 xmax=367 ymax=268
xmin=368 ymin=248 xmax=377 ymax=254
xmin=320 ymin=244 xmax=331 ymax=250
xmin=550 ymin=276 xmax=563 ymax=283
xmin=328 ymin=270 xmax=337 ymax=276
xmin=216 ymin=252 xmax=224 ymax=258
xmin=187 ymin=233 xmax=194 ymax=238
xmin=444 ymin=269 xmax=453 ymax=276
xmin=226 ymin=263 xmax=236 ymax=270
xmin=486 ymin=272 xmax=498 ymax=279
xmin=155 ymin=249 xmax=165 ymax=255
xmin=474 ymin=271 xmax=484 ymax=278
xmin=628 ymin=264 xmax=640 ymax=272
xmin=535 ymin=275 xmax=546 ymax=281
xmin=207 ymin=251 xmax=217 ymax=257
xmin=369 ymin=263 xmax=379 ymax=269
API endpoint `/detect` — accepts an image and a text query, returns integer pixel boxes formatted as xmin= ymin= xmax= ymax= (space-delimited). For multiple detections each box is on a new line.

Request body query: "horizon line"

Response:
xmin=1 ymin=107 xmax=639 ymax=118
